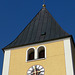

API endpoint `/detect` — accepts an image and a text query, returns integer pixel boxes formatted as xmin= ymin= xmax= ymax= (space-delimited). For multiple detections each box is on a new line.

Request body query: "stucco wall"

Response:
xmin=8 ymin=40 xmax=66 ymax=75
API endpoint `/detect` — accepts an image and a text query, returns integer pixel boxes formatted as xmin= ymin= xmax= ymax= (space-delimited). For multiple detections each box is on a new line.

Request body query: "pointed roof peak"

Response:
xmin=3 ymin=7 xmax=69 ymax=50
xmin=42 ymin=0 xmax=46 ymax=7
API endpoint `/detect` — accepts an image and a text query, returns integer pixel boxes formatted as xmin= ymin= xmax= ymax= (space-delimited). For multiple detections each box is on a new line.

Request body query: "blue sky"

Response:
xmin=0 ymin=0 xmax=75 ymax=74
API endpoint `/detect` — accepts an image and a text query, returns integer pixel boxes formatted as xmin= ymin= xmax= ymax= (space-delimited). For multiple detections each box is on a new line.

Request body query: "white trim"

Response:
xmin=26 ymin=58 xmax=46 ymax=62
xmin=26 ymin=45 xmax=46 ymax=62
xmin=64 ymin=38 xmax=74 ymax=75
xmin=2 ymin=50 xmax=11 ymax=75
xmin=35 ymin=49 xmax=37 ymax=59
xmin=37 ymin=45 xmax=46 ymax=59
xmin=26 ymin=47 xmax=35 ymax=62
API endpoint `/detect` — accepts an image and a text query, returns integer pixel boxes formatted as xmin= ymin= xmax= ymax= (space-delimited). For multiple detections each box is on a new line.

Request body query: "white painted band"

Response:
xmin=2 ymin=50 xmax=11 ymax=75
xmin=64 ymin=38 xmax=74 ymax=75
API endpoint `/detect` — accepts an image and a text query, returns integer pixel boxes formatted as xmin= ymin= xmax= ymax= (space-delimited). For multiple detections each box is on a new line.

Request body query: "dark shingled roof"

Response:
xmin=3 ymin=7 xmax=69 ymax=50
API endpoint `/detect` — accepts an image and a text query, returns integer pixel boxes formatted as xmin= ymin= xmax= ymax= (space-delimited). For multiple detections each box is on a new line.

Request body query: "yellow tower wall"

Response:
xmin=8 ymin=40 xmax=66 ymax=75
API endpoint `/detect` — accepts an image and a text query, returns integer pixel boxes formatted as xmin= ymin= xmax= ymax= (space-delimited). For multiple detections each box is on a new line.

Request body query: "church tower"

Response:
xmin=2 ymin=4 xmax=75 ymax=75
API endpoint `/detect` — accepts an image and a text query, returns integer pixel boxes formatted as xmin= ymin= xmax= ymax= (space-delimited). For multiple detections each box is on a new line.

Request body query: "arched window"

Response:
xmin=27 ymin=48 xmax=35 ymax=61
xmin=38 ymin=46 xmax=46 ymax=59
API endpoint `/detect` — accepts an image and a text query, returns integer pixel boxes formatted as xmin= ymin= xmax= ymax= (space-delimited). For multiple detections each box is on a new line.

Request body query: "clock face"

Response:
xmin=27 ymin=65 xmax=45 ymax=75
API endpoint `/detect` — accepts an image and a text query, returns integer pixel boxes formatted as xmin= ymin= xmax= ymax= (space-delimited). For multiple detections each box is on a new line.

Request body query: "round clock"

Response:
xmin=27 ymin=65 xmax=45 ymax=75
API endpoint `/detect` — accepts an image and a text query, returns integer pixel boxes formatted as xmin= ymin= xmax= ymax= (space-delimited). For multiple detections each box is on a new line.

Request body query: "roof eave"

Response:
xmin=2 ymin=35 xmax=74 ymax=52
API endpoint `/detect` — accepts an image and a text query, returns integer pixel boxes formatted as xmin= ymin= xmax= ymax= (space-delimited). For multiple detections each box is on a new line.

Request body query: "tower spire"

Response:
xmin=43 ymin=0 xmax=45 ymax=4
xmin=42 ymin=0 xmax=46 ymax=7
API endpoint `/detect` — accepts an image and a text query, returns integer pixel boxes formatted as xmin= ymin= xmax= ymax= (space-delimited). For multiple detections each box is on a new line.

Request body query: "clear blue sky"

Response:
xmin=0 ymin=0 xmax=75 ymax=74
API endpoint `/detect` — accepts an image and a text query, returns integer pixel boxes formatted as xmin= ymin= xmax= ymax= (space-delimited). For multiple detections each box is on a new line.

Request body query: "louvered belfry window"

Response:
xmin=28 ymin=48 xmax=34 ymax=61
xmin=38 ymin=46 xmax=45 ymax=59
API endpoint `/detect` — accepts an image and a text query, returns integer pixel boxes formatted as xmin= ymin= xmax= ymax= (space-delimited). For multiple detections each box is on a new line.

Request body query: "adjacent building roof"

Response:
xmin=3 ymin=6 xmax=69 ymax=50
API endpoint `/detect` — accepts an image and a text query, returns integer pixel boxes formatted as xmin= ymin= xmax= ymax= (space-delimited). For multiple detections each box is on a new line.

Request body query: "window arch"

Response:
xmin=27 ymin=48 xmax=35 ymax=61
xmin=37 ymin=46 xmax=46 ymax=59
